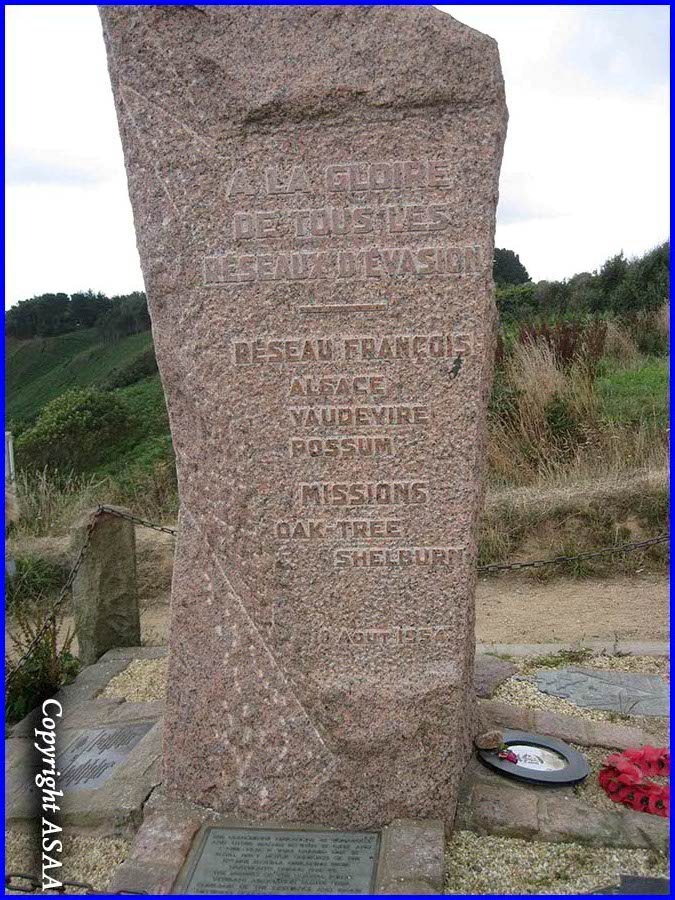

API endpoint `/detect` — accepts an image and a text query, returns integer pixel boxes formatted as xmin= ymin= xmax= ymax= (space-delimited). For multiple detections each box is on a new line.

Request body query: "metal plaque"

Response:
xmin=175 ymin=826 xmax=380 ymax=895
xmin=57 ymin=723 xmax=153 ymax=791
xmin=508 ymin=744 xmax=567 ymax=772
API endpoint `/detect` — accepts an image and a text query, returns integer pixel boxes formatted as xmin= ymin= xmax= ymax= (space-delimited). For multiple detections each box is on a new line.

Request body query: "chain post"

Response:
xmin=96 ymin=505 xmax=177 ymax=537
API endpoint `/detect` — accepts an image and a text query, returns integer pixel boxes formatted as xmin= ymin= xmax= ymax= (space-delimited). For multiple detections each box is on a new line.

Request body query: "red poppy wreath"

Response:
xmin=599 ymin=746 xmax=670 ymax=818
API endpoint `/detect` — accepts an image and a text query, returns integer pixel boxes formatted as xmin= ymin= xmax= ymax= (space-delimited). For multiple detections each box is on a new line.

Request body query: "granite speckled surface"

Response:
xmin=99 ymin=5 xmax=507 ymax=828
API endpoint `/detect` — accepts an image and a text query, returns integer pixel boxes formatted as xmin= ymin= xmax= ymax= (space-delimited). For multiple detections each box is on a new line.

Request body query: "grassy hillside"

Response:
xmin=6 ymin=329 xmax=171 ymax=479
xmin=6 ymin=330 xmax=155 ymax=424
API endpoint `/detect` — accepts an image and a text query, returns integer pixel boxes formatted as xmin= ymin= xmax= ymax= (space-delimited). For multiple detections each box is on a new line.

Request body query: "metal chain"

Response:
xmin=5 ymin=872 xmax=146 ymax=894
xmin=96 ymin=505 xmax=177 ymax=537
xmin=5 ymin=512 xmax=100 ymax=693
xmin=478 ymin=533 xmax=669 ymax=575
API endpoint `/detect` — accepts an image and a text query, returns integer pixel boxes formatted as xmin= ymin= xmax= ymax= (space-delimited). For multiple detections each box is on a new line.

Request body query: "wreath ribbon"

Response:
xmin=599 ymin=746 xmax=669 ymax=818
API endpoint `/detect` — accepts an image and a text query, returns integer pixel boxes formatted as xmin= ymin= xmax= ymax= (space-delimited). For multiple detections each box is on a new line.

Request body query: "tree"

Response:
xmin=97 ymin=292 xmax=151 ymax=343
xmin=594 ymin=252 xmax=629 ymax=312
xmin=493 ymin=248 xmax=531 ymax=285
xmin=70 ymin=290 xmax=112 ymax=329
xmin=612 ymin=242 xmax=669 ymax=314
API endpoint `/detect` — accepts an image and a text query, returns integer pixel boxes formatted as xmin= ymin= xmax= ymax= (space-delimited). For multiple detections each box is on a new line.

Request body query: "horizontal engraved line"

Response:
xmin=299 ymin=303 xmax=388 ymax=314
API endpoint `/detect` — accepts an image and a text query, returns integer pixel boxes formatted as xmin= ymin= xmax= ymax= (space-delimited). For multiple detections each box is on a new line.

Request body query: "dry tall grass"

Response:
xmin=489 ymin=341 xmax=597 ymax=484
xmin=603 ymin=321 xmax=640 ymax=363
xmin=12 ymin=462 xmax=178 ymax=537
xmin=488 ymin=333 xmax=668 ymax=488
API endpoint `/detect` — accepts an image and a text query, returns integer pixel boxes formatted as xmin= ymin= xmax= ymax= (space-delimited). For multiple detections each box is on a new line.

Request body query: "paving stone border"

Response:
xmin=477 ymin=641 xmax=669 ymax=658
xmin=474 ymin=654 xmax=519 ymax=698
xmin=456 ymin=759 xmax=668 ymax=853
xmin=479 ymin=700 xmax=662 ymax=750
xmin=110 ymin=791 xmax=445 ymax=894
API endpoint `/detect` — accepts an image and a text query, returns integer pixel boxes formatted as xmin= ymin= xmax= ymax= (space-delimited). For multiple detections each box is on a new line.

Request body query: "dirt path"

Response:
xmin=6 ymin=574 xmax=668 ymax=659
xmin=475 ymin=573 xmax=669 ymax=644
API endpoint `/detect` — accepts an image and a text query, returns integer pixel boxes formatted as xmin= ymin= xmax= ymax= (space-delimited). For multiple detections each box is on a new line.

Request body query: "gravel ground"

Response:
xmin=492 ymin=676 xmax=614 ymax=722
xmin=5 ymin=830 xmax=130 ymax=893
xmin=516 ymin=653 xmax=669 ymax=678
xmin=586 ymin=654 xmax=670 ymax=679
xmin=445 ymin=831 xmax=668 ymax=894
xmin=100 ymin=657 xmax=168 ymax=702
xmin=573 ymin=745 xmax=629 ymax=813
xmin=492 ymin=652 xmax=671 ymax=733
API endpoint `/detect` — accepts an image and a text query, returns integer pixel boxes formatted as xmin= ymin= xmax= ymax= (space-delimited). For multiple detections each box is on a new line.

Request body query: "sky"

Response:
xmin=4 ymin=4 xmax=670 ymax=307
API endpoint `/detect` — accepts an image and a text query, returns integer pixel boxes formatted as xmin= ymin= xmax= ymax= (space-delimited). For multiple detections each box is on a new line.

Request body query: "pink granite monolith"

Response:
xmin=99 ymin=5 xmax=507 ymax=828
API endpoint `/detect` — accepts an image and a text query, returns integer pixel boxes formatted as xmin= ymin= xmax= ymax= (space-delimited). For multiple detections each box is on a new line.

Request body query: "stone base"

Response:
xmin=110 ymin=790 xmax=445 ymax=895
xmin=478 ymin=699 xmax=664 ymax=750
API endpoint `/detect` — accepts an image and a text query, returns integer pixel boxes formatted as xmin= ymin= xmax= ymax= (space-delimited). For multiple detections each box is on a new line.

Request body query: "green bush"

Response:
xmin=16 ymin=388 xmax=135 ymax=473
xmin=102 ymin=348 xmax=158 ymax=389
xmin=495 ymin=283 xmax=538 ymax=320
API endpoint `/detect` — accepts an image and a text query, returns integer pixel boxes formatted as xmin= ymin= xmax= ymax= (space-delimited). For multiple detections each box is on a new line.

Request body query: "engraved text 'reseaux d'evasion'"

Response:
xmin=204 ymin=159 xmax=485 ymax=286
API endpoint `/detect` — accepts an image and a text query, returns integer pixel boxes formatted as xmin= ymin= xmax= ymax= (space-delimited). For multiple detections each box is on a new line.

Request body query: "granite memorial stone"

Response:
xmin=100 ymin=5 xmax=507 ymax=827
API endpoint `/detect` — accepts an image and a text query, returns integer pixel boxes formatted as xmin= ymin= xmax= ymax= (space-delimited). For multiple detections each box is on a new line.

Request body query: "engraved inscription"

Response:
xmin=334 ymin=547 xmax=463 ymax=568
xmin=233 ymin=204 xmax=453 ymax=240
xmin=300 ymin=481 xmax=428 ymax=506
xmin=275 ymin=519 xmax=403 ymax=540
xmin=289 ymin=405 xmax=429 ymax=428
xmin=219 ymin=157 xmax=477 ymax=651
xmin=317 ymin=625 xmax=454 ymax=645
xmin=232 ymin=333 xmax=472 ymax=365
xmin=226 ymin=159 xmax=453 ymax=199
xmin=289 ymin=436 xmax=395 ymax=458
xmin=178 ymin=827 xmax=380 ymax=895
xmin=204 ymin=245 xmax=483 ymax=285
xmin=288 ymin=375 xmax=387 ymax=398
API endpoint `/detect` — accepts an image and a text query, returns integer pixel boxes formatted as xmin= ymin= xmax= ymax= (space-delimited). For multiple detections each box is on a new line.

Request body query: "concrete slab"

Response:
xmin=533 ymin=667 xmax=670 ymax=717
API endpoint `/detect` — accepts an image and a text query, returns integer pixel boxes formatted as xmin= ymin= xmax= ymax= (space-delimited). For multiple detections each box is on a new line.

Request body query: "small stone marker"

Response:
xmin=22 ymin=723 xmax=153 ymax=796
xmin=72 ymin=506 xmax=140 ymax=666
xmin=58 ymin=723 xmax=154 ymax=791
xmin=533 ymin=667 xmax=670 ymax=717
xmin=175 ymin=827 xmax=379 ymax=895
xmin=100 ymin=6 xmax=507 ymax=825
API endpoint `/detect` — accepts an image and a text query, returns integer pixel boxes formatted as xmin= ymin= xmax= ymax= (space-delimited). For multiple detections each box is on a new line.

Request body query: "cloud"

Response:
xmin=4 ymin=6 xmax=670 ymax=304
xmin=562 ymin=6 xmax=669 ymax=96
xmin=6 ymin=151 xmax=113 ymax=187
xmin=497 ymin=173 xmax=565 ymax=226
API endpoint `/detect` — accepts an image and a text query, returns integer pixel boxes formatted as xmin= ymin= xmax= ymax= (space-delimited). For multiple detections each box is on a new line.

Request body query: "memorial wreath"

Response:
xmin=599 ymin=747 xmax=670 ymax=817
